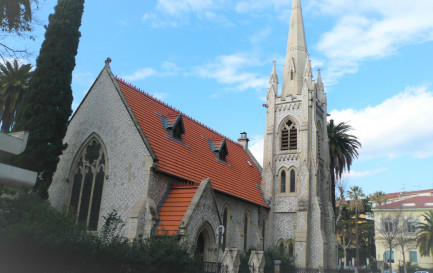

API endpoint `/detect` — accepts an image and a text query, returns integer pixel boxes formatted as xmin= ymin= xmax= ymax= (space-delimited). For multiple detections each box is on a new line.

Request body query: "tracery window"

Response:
xmin=70 ymin=137 xmax=106 ymax=231
xmin=280 ymin=170 xmax=286 ymax=193
xmin=290 ymin=169 xmax=296 ymax=193
xmin=281 ymin=119 xmax=297 ymax=151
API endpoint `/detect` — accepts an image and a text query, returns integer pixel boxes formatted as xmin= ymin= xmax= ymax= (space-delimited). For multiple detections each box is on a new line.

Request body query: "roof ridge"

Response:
xmin=115 ymin=76 xmax=242 ymax=147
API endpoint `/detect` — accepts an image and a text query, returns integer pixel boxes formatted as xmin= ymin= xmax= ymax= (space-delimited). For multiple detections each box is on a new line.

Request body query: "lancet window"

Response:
xmin=290 ymin=169 xmax=296 ymax=193
xmin=280 ymin=170 xmax=286 ymax=193
xmin=70 ymin=136 xmax=106 ymax=231
xmin=281 ymin=119 xmax=297 ymax=151
xmin=243 ymin=212 xmax=250 ymax=252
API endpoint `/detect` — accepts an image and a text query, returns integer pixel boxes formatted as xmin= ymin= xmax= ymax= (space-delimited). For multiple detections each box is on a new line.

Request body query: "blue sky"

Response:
xmin=10 ymin=0 xmax=433 ymax=195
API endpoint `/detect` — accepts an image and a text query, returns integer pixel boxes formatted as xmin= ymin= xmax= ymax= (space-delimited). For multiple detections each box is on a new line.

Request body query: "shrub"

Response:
xmin=0 ymin=194 xmax=199 ymax=273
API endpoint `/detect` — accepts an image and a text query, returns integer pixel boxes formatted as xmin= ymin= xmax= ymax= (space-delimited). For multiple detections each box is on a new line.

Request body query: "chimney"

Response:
xmin=238 ymin=132 xmax=249 ymax=151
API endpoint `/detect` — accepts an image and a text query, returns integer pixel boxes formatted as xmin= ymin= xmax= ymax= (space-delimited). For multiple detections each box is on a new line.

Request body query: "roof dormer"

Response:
xmin=208 ymin=137 xmax=229 ymax=162
xmin=161 ymin=113 xmax=185 ymax=141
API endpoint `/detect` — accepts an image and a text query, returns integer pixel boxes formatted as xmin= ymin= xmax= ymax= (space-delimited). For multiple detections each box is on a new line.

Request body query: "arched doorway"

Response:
xmin=194 ymin=222 xmax=216 ymax=262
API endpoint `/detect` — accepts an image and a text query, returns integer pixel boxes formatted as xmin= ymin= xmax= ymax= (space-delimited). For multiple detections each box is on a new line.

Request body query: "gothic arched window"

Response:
xmin=243 ymin=212 xmax=250 ymax=252
xmin=262 ymin=217 xmax=266 ymax=250
xmin=281 ymin=119 xmax=297 ymax=151
xmin=290 ymin=169 xmax=296 ymax=193
xmin=222 ymin=206 xmax=230 ymax=250
xmin=280 ymin=170 xmax=286 ymax=193
xmin=70 ymin=136 xmax=106 ymax=231
xmin=288 ymin=239 xmax=295 ymax=257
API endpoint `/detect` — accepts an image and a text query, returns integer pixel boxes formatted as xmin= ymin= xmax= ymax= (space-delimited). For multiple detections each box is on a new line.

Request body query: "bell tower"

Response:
xmin=261 ymin=0 xmax=337 ymax=269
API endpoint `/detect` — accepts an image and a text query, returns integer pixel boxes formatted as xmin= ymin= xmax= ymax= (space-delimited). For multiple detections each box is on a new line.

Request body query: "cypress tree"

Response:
xmin=13 ymin=0 xmax=85 ymax=199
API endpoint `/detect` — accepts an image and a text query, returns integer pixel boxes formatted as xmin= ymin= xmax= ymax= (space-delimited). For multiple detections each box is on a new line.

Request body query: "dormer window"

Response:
xmin=281 ymin=119 xmax=297 ymax=150
xmin=208 ymin=137 xmax=229 ymax=162
xmin=161 ymin=113 xmax=185 ymax=141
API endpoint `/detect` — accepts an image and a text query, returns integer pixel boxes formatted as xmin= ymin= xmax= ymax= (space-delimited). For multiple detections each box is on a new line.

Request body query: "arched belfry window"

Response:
xmin=70 ymin=136 xmax=106 ymax=230
xmin=281 ymin=119 xmax=297 ymax=151
xmin=290 ymin=169 xmax=296 ymax=193
xmin=280 ymin=170 xmax=286 ymax=193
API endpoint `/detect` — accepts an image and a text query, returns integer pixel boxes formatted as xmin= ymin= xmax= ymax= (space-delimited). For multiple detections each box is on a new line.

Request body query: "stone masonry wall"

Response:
xmin=48 ymin=68 xmax=152 ymax=235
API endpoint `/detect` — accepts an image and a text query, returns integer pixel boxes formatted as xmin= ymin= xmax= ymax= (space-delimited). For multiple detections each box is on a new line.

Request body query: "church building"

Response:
xmin=48 ymin=0 xmax=336 ymax=269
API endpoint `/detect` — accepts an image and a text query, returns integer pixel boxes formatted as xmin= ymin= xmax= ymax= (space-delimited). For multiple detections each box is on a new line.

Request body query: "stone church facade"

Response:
xmin=48 ymin=0 xmax=336 ymax=269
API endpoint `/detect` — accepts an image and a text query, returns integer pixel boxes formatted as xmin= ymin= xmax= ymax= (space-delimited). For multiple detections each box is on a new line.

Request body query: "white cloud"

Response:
xmin=142 ymin=12 xmax=178 ymax=28
xmin=235 ymin=0 xmax=289 ymax=15
xmin=192 ymin=53 xmax=268 ymax=90
xmin=330 ymin=85 xmax=433 ymax=159
xmin=142 ymin=0 xmax=231 ymax=27
xmin=156 ymin=0 xmax=218 ymax=16
xmin=123 ymin=62 xmax=182 ymax=81
xmin=123 ymin=68 xmax=156 ymax=81
xmin=73 ymin=71 xmax=94 ymax=86
xmin=312 ymin=0 xmax=433 ymax=84
xmin=341 ymin=168 xmax=388 ymax=180
xmin=249 ymin=134 xmax=264 ymax=166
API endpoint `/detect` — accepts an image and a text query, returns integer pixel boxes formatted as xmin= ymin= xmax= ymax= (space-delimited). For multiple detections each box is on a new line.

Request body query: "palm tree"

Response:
xmin=416 ymin=210 xmax=433 ymax=257
xmin=328 ymin=119 xmax=362 ymax=211
xmin=0 ymin=59 xmax=32 ymax=132
xmin=347 ymin=186 xmax=365 ymax=266
xmin=370 ymin=191 xmax=388 ymax=207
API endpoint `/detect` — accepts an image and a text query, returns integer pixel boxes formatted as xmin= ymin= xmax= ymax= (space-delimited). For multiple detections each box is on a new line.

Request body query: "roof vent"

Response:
xmin=402 ymin=203 xmax=415 ymax=207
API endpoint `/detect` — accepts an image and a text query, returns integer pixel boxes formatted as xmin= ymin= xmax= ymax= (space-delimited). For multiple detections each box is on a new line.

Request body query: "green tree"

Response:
xmin=347 ymin=186 xmax=365 ymax=266
xmin=370 ymin=191 xmax=388 ymax=207
xmin=328 ymin=119 xmax=362 ymax=211
xmin=13 ymin=0 xmax=85 ymax=199
xmin=0 ymin=0 xmax=39 ymax=58
xmin=0 ymin=59 xmax=32 ymax=132
xmin=416 ymin=210 xmax=433 ymax=257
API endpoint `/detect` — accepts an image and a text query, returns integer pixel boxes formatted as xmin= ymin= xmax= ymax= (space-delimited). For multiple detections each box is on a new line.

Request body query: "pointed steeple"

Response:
xmin=317 ymin=68 xmax=322 ymax=84
xmin=269 ymin=60 xmax=278 ymax=84
xmin=281 ymin=0 xmax=309 ymax=98
xmin=268 ymin=60 xmax=278 ymax=99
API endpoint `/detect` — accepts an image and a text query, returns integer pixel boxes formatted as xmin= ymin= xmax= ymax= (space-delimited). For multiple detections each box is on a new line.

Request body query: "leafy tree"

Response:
xmin=347 ymin=186 xmax=365 ymax=266
xmin=416 ymin=210 xmax=433 ymax=257
xmin=0 ymin=0 xmax=39 ymax=58
xmin=0 ymin=59 xmax=32 ymax=132
xmin=13 ymin=0 xmax=85 ymax=199
xmin=370 ymin=191 xmax=388 ymax=207
xmin=328 ymin=119 xmax=362 ymax=211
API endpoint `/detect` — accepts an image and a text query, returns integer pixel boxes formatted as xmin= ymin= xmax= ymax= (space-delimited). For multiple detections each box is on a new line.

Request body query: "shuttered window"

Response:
xmin=281 ymin=119 xmax=297 ymax=151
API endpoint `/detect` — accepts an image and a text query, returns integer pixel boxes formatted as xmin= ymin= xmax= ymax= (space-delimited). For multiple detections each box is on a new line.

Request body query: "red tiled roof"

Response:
xmin=373 ymin=196 xmax=433 ymax=209
xmin=117 ymin=78 xmax=267 ymax=207
xmin=156 ymin=184 xmax=198 ymax=235
xmin=384 ymin=189 xmax=433 ymax=200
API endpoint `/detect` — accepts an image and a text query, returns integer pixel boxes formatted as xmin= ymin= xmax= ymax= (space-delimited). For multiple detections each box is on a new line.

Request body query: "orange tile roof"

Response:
xmin=156 ymin=184 xmax=198 ymax=235
xmin=384 ymin=189 xmax=433 ymax=200
xmin=117 ymin=78 xmax=268 ymax=207
xmin=373 ymin=196 xmax=433 ymax=209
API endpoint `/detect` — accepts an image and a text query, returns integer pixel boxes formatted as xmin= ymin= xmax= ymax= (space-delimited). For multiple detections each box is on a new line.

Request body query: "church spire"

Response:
xmin=281 ymin=0 xmax=309 ymax=98
xmin=317 ymin=68 xmax=322 ymax=84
